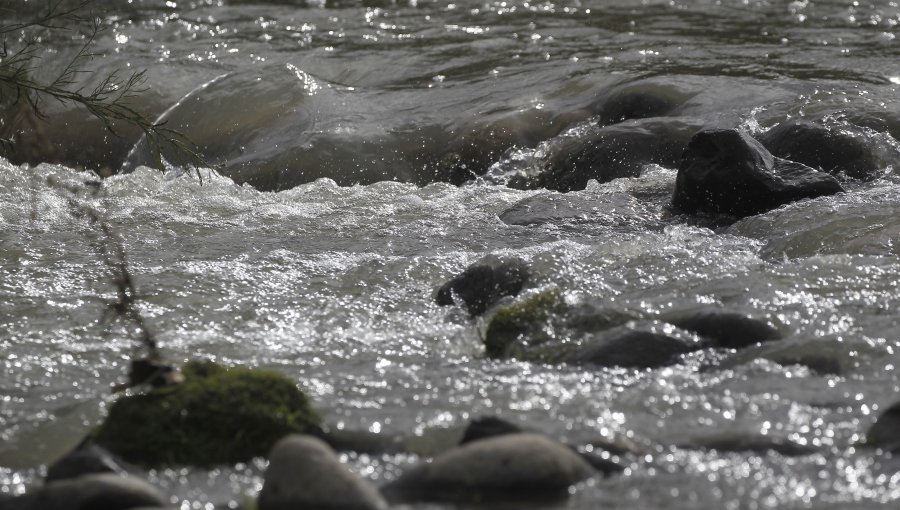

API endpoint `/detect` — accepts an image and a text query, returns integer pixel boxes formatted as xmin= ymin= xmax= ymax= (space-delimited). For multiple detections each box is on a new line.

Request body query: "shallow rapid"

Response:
xmin=3 ymin=0 xmax=900 ymax=508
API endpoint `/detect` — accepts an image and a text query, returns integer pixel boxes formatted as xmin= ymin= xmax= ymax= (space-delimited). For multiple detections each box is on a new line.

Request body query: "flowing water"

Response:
xmin=3 ymin=0 xmax=900 ymax=508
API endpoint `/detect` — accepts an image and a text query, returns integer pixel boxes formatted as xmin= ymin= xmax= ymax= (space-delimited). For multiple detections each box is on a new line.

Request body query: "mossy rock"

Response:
xmin=92 ymin=361 xmax=321 ymax=467
xmin=484 ymin=290 xmax=568 ymax=359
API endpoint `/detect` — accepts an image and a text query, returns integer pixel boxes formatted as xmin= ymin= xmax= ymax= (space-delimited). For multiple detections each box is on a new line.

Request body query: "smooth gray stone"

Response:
xmin=382 ymin=433 xmax=595 ymax=504
xmin=459 ymin=416 xmax=523 ymax=445
xmin=23 ymin=473 xmax=166 ymax=510
xmin=259 ymin=435 xmax=387 ymax=510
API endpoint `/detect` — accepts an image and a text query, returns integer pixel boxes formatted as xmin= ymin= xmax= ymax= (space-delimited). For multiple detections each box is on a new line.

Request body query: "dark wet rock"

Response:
xmin=435 ymin=259 xmax=530 ymax=316
xmin=92 ymin=361 xmax=321 ymax=467
xmin=758 ymin=120 xmax=885 ymax=180
xmin=564 ymin=323 xmax=703 ymax=369
xmin=45 ymin=444 xmax=128 ymax=483
xmin=683 ymin=433 xmax=817 ymax=457
xmin=672 ymin=129 xmax=845 ymax=218
xmin=528 ymin=118 xmax=704 ymax=192
xmin=382 ymin=433 xmax=595 ymax=504
xmin=459 ymin=416 xmax=524 ymax=445
xmin=668 ymin=311 xmax=781 ymax=349
xmin=865 ymin=402 xmax=900 ymax=452
xmin=20 ymin=473 xmax=166 ymax=510
xmin=259 ymin=435 xmax=387 ymax=510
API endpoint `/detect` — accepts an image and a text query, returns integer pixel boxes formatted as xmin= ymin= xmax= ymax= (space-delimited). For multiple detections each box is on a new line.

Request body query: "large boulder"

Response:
xmin=382 ymin=433 xmax=595 ymax=504
xmin=672 ymin=129 xmax=844 ymax=217
xmin=17 ymin=473 xmax=166 ymax=510
xmin=92 ymin=361 xmax=321 ymax=467
xmin=258 ymin=435 xmax=387 ymax=510
xmin=435 ymin=259 xmax=530 ymax=316
xmin=758 ymin=120 xmax=886 ymax=180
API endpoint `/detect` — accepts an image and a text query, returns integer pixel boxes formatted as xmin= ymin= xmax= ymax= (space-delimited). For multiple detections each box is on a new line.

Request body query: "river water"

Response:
xmin=2 ymin=0 xmax=900 ymax=508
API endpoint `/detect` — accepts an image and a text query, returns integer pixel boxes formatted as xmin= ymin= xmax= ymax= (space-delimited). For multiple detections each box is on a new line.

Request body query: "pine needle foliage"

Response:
xmin=0 ymin=0 xmax=207 ymax=176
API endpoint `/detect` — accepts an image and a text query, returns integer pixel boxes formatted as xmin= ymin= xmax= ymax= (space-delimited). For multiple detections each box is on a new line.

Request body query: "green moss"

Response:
xmin=484 ymin=289 xmax=567 ymax=359
xmin=93 ymin=361 xmax=321 ymax=467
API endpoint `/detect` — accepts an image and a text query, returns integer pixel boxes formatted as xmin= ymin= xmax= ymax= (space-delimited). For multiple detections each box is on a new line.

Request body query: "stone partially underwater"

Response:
xmin=482 ymin=290 xmax=783 ymax=368
xmin=672 ymin=129 xmax=845 ymax=218
xmin=435 ymin=258 xmax=530 ymax=316
xmin=91 ymin=361 xmax=321 ymax=467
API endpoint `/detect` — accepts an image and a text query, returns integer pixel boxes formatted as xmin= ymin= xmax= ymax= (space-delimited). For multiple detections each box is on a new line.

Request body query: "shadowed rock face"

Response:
xmin=672 ymin=129 xmax=844 ymax=218
xmin=758 ymin=120 xmax=885 ymax=181
xmin=435 ymin=259 xmax=530 ymax=316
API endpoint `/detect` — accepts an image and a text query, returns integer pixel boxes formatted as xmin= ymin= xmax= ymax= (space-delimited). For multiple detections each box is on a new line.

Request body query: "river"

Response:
xmin=2 ymin=0 xmax=900 ymax=508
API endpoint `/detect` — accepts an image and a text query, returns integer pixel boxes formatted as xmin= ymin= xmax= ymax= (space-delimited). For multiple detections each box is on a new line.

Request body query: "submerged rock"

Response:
xmin=382 ymin=433 xmax=594 ymax=504
xmin=758 ymin=120 xmax=885 ymax=180
xmin=865 ymin=402 xmax=900 ymax=452
xmin=672 ymin=129 xmax=844 ymax=217
xmin=435 ymin=259 xmax=530 ymax=316
xmin=18 ymin=473 xmax=166 ymax=510
xmin=591 ymin=83 xmax=693 ymax=125
xmin=92 ymin=361 xmax=321 ymax=466
xmin=498 ymin=191 xmax=647 ymax=227
xmin=683 ymin=433 xmax=817 ymax=457
xmin=564 ymin=323 xmax=703 ymax=369
xmin=668 ymin=311 xmax=781 ymax=349
xmin=259 ymin=435 xmax=387 ymax=510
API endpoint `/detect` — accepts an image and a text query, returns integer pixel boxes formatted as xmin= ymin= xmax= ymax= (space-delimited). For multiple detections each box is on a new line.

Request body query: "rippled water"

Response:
xmin=3 ymin=0 xmax=900 ymax=508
